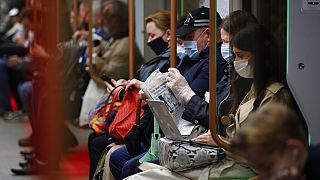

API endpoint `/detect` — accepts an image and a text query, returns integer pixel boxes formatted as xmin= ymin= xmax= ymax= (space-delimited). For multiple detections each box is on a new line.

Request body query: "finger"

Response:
xmin=105 ymin=82 xmax=113 ymax=91
xmin=192 ymin=137 xmax=207 ymax=143
xmin=125 ymin=82 xmax=134 ymax=91
xmin=111 ymin=79 xmax=117 ymax=86
xmin=168 ymin=68 xmax=180 ymax=75
xmin=167 ymin=71 xmax=175 ymax=78
xmin=166 ymin=76 xmax=174 ymax=83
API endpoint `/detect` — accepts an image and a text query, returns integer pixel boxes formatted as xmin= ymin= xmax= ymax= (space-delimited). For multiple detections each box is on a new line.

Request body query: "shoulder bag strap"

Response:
xmin=103 ymin=85 xmax=125 ymax=122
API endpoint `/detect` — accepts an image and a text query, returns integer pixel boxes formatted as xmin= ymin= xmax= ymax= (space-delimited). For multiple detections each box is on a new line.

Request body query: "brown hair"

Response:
xmin=145 ymin=10 xmax=170 ymax=32
xmin=221 ymin=10 xmax=258 ymax=38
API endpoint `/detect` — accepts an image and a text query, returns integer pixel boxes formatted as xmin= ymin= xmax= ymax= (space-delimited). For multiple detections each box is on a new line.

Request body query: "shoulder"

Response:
xmin=262 ymin=82 xmax=293 ymax=106
xmin=265 ymin=82 xmax=286 ymax=94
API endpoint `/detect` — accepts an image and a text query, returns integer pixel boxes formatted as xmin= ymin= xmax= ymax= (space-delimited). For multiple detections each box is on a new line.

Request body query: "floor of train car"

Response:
xmin=0 ymin=115 xmax=91 ymax=179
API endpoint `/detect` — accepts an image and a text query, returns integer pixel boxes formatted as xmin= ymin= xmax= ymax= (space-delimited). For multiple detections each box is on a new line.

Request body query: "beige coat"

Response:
xmin=126 ymin=82 xmax=294 ymax=180
xmin=95 ymin=37 xmax=143 ymax=80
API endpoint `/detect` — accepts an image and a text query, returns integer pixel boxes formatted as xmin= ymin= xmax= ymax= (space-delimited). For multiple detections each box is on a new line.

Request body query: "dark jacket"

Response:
xmin=178 ymin=43 xmax=228 ymax=98
xmin=137 ymin=48 xmax=170 ymax=148
xmin=137 ymin=48 xmax=170 ymax=81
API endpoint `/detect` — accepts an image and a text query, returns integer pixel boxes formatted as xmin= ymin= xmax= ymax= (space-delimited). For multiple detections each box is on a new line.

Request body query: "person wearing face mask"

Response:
xmin=231 ymin=103 xmax=319 ymax=180
xmin=88 ymin=10 xmax=173 ymax=180
xmin=107 ymin=8 xmax=218 ymax=180
xmin=218 ymin=10 xmax=259 ymax=116
xmin=174 ymin=6 xmax=226 ymax=99
xmin=161 ymin=24 xmax=300 ymax=179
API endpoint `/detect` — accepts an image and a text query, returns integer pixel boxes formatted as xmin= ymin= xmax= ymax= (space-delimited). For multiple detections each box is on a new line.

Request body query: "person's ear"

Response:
xmin=286 ymin=139 xmax=308 ymax=170
xmin=165 ymin=29 xmax=171 ymax=42
xmin=204 ymin=28 xmax=210 ymax=42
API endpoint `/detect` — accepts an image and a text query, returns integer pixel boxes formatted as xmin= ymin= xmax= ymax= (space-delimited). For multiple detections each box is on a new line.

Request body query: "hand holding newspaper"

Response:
xmin=141 ymin=69 xmax=195 ymax=135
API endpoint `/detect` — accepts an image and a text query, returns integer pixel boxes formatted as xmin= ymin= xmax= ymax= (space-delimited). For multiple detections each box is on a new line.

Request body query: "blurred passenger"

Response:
xmin=231 ymin=103 xmax=318 ymax=180
xmin=79 ymin=0 xmax=143 ymax=127
xmin=4 ymin=8 xmax=23 ymax=40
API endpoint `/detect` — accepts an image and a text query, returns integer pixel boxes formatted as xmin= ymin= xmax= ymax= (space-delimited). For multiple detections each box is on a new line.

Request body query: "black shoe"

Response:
xmin=18 ymin=135 xmax=33 ymax=147
xmin=11 ymin=160 xmax=56 ymax=175
xmin=19 ymin=158 xmax=35 ymax=168
xmin=20 ymin=149 xmax=35 ymax=157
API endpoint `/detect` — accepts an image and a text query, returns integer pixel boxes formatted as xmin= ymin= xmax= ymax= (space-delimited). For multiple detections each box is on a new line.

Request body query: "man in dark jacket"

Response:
xmin=176 ymin=7 xmax=227 ymax=99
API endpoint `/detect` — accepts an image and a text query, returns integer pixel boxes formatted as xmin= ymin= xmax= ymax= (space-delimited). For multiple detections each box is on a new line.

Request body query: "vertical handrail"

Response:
xmin=72 ymin=0 xmax=78 ymax=31
xmin=128 ymin=0 xmax=135 ymax=79
xmin=209 ymin=0 xmax=231 ymax=151
xmin=87 ymin=0 xmax=93 ymax=82
xmin=170 ymin=0 xmax=177 ymax=67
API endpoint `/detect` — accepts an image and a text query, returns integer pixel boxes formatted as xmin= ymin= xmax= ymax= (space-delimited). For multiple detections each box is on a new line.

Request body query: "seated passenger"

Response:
xmin=88 ymin=9 xmax=171 ymax=180
xmin=109 ymin=7 xmax=224 ymax=180
xmin=160 ymin=24 xmax=297 ymax=179
xmin=78 ymin=0 xmax=143 ymax=127
xmin=231 ymin=103 xmax=318 ymax=180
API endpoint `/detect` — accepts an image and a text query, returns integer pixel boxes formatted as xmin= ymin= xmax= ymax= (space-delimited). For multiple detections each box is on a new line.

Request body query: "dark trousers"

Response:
xmin=0 ymin=59 xmax=10 ymax=111
xmin=109 ymin=145 xmax=147 ymax=180
xmin=88 ymin=132 xmax=112 ymax=180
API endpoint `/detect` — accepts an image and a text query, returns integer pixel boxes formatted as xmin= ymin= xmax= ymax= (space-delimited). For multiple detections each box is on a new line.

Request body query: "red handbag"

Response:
xmin=89 ymin=85 xmax=125 ymax=134
xmin=108 ymin=88 xmax=145 ymax=140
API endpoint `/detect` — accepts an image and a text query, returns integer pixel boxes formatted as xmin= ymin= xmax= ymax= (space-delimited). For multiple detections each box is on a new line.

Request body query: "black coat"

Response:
xmin=136 ymin=48 xmax=170 ymax=82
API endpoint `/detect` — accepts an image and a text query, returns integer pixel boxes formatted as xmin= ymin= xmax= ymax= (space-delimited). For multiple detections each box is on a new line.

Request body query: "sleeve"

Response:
xmin=188 ymin=60 xmax=209 ymax=97
xmin=95 ymin=39 xmax=130 ymax=80
xmin=181 ymin=95 xmax=210 ymax=129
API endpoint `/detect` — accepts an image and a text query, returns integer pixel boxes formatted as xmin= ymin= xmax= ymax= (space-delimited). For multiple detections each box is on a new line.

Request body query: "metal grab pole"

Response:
xmin=72 ymin=0 xmax=78 ymax=31
xmin=128 ymin=0 xmax=135 ymax=79
xmin=86 ymin=0 xmax=106 ymax=88
xmin=170 ymin=0 xmax=177 ymax=68
xmin=87 ymin=0 xmax=94 ymax=83
xmin=209 ymin=0 xmax=231 ymax=151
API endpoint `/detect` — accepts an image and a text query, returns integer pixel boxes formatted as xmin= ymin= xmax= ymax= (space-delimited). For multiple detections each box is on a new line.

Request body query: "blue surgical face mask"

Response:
xmin=221 ymin=42 xmax=233 ymax=62
xmin=177 ymin=44 xmax=186 ymax=59
xmin=184 ymin=41 xmax=198 ymax=58
xmin=147 ymin=36 xmax=168 ymax=55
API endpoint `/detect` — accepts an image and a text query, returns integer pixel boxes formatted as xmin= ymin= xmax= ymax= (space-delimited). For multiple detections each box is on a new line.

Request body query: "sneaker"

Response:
xmin=3 ymin=110 xmax=27 ymax=123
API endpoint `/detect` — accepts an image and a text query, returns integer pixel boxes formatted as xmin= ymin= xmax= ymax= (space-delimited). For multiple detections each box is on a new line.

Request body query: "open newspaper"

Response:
xmin=141 ymin=69 xmax=195 ymax=135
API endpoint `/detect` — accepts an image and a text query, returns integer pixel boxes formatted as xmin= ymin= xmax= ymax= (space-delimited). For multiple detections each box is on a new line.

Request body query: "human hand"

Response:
xmin=29 ymin=44 xmax=50 ymax=61
xmin=192 ymin=131 xmax=217 ymax=146
xmin=138 ymin=89 xmax=148 ymax=100
xmin=72 ymin=30 xmax=89 ymax=41
xmin=7 ymin=55 xmax=22 ymax=68
xmin=125 ymin=79 xmax=144 ymax=91
xmin=105 ymin=79 xmax=127 ymax=95
xmin=166 ymin=68 xmax=195 ymax=104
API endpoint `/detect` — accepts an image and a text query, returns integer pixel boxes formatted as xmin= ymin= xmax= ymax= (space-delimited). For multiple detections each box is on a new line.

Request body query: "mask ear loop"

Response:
xmin=198 ymin=28 xmax=209 ymax=49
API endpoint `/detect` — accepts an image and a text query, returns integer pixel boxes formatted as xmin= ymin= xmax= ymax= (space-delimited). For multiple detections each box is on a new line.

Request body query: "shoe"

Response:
xmin=11 ymin=160 xmax=57 ymax=175
xmin=20 ymin=149 xmax=35 ymax=157
xmin=19 ymin=158 xmax=35 ymax=168
xmin=18 ymin=135 xmax=33 ymax=147
xmin=3 ymin=110 xmax=24 ymax=121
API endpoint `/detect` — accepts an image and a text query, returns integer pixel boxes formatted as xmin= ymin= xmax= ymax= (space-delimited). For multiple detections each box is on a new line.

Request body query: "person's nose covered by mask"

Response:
xmin=147 ymin=34 xmax=169 ymax=56
xmin=183 ymin=41 xmax=199 ymax=59
xmin=234 ymin=59 xmax=254 ymax=78
xmin=221 ymin=42 xmax=233 ymax=63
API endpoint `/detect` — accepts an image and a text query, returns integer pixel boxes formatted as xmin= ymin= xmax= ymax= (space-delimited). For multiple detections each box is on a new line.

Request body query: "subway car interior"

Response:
xmin=0 ymin=0 xmax=319 ymax=179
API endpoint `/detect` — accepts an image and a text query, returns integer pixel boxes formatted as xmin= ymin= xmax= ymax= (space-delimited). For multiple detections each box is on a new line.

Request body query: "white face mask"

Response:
xmin=221 ymin=43 xmax=232 ymax=62
xmin=234 ymin=59 xmax=254 ymax=78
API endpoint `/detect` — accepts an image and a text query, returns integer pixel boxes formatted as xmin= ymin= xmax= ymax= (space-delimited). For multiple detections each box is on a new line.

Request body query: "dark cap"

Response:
xmin=177 ymin=6 xmax=222 ymax=37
